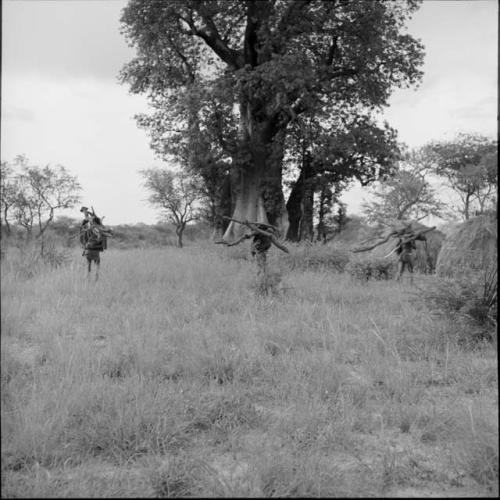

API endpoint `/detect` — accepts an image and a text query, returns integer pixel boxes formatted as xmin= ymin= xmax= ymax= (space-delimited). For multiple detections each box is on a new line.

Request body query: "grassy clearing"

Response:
xmin=1 ymin=243 xmax=498 ymax=497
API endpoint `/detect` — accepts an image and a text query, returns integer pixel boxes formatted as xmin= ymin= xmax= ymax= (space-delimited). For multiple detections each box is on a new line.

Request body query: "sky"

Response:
xmin=1 ymin=0 xmax=498 ymax=225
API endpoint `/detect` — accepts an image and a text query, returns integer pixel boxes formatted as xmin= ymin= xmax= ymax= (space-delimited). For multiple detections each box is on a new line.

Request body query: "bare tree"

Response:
xmin=140 ymin=168 xmax=202 ymax=248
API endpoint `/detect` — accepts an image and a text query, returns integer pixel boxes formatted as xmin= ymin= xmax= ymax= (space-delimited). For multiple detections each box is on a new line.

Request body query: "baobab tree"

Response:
xmin=120 ymin=0 xmax=424 ymax=240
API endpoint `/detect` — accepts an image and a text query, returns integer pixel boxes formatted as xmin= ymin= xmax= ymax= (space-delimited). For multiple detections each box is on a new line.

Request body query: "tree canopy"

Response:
xmin=428 ymin=133 xmax=497 ymax=220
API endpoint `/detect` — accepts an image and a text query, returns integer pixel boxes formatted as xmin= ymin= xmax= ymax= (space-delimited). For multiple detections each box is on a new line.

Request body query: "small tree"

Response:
xmin=428 ymin=133 xmax=497 ymax=220
xmin=362 ymin=148 xmax=446 ymax=225
xmin=140 ymin=168 xmax=202 ymax=248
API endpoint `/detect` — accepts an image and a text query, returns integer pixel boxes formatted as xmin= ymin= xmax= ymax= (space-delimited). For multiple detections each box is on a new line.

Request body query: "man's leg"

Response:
xmin=396 ymin=260 xmax=404 ymax=281
xmin=407 ymin=257 xmax=414 ymax=285
xmin=95 ymin=256 xmax=100 ymax=282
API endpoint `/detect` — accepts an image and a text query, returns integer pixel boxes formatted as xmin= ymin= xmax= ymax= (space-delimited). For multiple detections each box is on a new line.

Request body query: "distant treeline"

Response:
xmin=1 ymin=217 xmax=213 ymax=249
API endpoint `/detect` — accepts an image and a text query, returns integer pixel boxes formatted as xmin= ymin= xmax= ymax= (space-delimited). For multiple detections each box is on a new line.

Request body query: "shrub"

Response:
xmin=222 ymin=245 xmax=250 ymax=263
xmin=282 ymin=244 xmax=350 ymax=272
xmin=150 ymin=455 xmax=202 ymax=497
xmin=346 ymin=257 xmax=395 ymax=281
xmin=416 ymin=266 xmax=497 ymax=341
xmin=250 ymin=269 xmax=284 ymax=296
xmin=41 ymin=239 xmax=71 ymax=268
xmin=0 ymin=236 xmax=71 ymax=280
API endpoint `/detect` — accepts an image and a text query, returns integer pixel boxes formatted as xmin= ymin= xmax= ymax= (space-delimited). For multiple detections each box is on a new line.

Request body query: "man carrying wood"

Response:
xmin=215 ymin=217 xmax=289 ymax=294
xmin=395 ymin=237 xmax=417 ymax=282
xmin=353 ymin=222 xmax=435 ymax=284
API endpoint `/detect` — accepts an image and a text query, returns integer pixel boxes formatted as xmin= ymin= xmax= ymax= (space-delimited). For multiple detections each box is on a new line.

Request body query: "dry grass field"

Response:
xmin=1 ymin=244 xmax=498 ymax=497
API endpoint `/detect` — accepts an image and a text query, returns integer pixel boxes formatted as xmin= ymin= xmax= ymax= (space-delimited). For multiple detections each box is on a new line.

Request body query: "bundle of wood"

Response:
xmin=352 ymin=221 xmax=436 ymax=257
xmin=217 ymin=216 xmax=289 ymax=254
xmin=79 ymin=206 xmax=113 ymax=250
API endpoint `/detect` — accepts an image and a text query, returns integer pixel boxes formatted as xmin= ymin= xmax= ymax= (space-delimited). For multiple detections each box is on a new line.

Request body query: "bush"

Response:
xmin=346 ymin=257 xmax=395 ymax=281
xmin=41 ymin=239 xmax=71 ymax=268
xmin=150 ymin=455 xmax=203 ymax=497
xmin=283 ymin=244 xmax=350 ymax=272
xmin=416 ymin=266 xmax=497 ymax=341
xmin=0 ymin=237 xmax=72 ymax=280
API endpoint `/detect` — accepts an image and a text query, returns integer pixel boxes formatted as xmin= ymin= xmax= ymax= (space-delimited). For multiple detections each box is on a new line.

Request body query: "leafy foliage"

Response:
xmin=120 ymin=1 xmax=425 ymax=108
xmin=285 ymin=112 xmax=401 ymax=241
xmin=134 ymin=81 xmax=236 ymax=231
xmin=417 ymin=267 xmax=497 ymax=341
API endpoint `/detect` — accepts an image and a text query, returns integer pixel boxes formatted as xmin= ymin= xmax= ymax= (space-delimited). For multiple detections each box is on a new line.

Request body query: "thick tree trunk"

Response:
xmin=224 ymin=172 xmax=288 ymax=241
xmin=223 ymin=102 xmax=288 ymax=241
xmin=224 ymin=167 xmax=268 ymax=241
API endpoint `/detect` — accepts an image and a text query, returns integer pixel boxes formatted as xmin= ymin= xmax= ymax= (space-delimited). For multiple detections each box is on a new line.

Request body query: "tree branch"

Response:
xmin=330 ymin=67 xmax=359 ymax=79
xmin=183 ymin=5 xmax=243 ymax=68
xmin=353 ymin=225 xmax=436 ymax=253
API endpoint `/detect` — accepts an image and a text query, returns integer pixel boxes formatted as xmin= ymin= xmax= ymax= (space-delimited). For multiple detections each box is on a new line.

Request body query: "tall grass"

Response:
xmin=1 ymin=244 xmax=497 ymax=497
